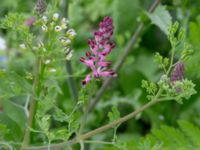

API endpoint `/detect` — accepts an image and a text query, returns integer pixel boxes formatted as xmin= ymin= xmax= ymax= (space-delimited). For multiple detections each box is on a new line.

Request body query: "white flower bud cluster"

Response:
xmin=41 ymin=13 xmax=71 ymax=33
xmin=39 ymin=12 xmax=76 ymax=61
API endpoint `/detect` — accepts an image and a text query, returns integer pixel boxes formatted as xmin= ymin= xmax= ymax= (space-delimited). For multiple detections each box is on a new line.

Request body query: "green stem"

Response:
xmin=78 ymin=79 xmax=95 ymax=135
xmin=26 ymin=98 xmax=162 ymax=150
xmin=21 ymin=57 xmax=41 ymax=150
xmin=66 ymin=60 xmax=78 ymax=102
xmin=80 ymin=140 xmax=84 ymax=150
xmin=47 ymin=141 xmax=51 ymax=150
xmin=84 ymin=140 xmax=113 ymax=145
xmin=70 ymin=100 xmax=160 ymax=145
xmin=167 ymin=47 xmax=175 ymax=75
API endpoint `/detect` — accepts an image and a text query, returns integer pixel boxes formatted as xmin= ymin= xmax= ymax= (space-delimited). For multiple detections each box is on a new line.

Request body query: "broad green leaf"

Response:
xmin=1 ymin=100 xmax=26 ymax=132
xmin=0 ymin=113 xmax=23 ymax=141
xmin=0 ymin=124 xmax=9 ymax=140
xmin=147 ymin=5 xmax=172 ymax=35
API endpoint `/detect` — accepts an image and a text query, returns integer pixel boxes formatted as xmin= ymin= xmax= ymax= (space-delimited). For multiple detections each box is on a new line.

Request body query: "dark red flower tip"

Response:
xmin=88 ymin=39 xmax=96 ymax=48
xmin=94 ymin=31 xmax=102 ymax=36
xmin=82 ymin=80 xmax=86 ymax=86
xmin=108 ymin=70 xmax=117 ymax=76
xmin=85 ymin=51 xmax=91 ymax=57
xmin=97 ymin=61 xmax=112 ymax=67
xmin=80 ymin=57 xmax=85 ymax=63
xmin=106 ymin=61 xmax=112 ymax=65
xmin=99 ymin=16 xmax=113 ymax=28
xmin=109 ymin=42 xmax=115 ymax=49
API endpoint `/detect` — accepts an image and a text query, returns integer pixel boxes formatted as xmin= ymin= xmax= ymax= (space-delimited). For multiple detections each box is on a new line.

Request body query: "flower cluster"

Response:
xmin=80 ymin=16 xmax=117 ymax=86
xmin=40 ymin=13 xmax=76 ymax=60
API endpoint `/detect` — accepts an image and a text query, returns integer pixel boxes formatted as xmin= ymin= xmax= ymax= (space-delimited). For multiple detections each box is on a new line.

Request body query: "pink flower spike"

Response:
xmin=80 ymin=16 xmax=117 ymax=87
xmin=82 ymin=74 xmax=91 ymax=87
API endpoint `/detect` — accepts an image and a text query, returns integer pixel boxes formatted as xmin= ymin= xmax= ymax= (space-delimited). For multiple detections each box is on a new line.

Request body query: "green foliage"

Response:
xmin=138 ymin=121 xmax=200 ymax=150
xmin=0 ymin=124 xmax=9 ymax=140
xmin=85 ymin=0 xmax=113 ymax=21
xmin=154 ymin=52 xmax=169 ymax=72
xmin=1 ymin=13 xmax=27 ymax=31
xmin=113 ymin=0 xmax=140 ymax=34
xmin=108 ymin=106 xmax=120 ymax=142
xmin=147 ymin=5 xmax=172 ymax=35
xmin=1 ymin=12 xmax=34 ymax=45
xmin=185 ymin=16 xmax=200 ymax=78
xmin=108 ymin=106 xmax=120 ymax=123
xmin=141 ymin=80 xmax=158 ymax=99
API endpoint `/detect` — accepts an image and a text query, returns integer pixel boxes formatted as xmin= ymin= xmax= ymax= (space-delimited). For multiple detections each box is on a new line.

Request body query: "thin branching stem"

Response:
xmin=63 ymin=0 xmax=78 ymax=103
xmin=21 ymin=56 xmax=41 ymax=150
xmin=26 ymin=97 xmax=162 ymax=150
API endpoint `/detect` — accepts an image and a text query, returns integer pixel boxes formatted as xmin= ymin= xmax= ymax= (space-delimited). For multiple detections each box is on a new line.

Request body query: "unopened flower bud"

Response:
xmin=42 ymin=25 xmax=48 ymax=32
xmin=42 ymin=16 xmax=48 ymax=23
xmin=66 ymin=50 xmax=73 ymax=60
xmin=66 ymin=29 xmax=76 ymax=39
xmin=53 ymin=13 xmax=59 ymax=21
xmin=60 ymin=38 xmax=71 ymax=46
xmin=19 ymin=43 xmax=26 ymax=49
xmin=45 ymin=59 xmax=51 ymax=64
xmin=55 ymin=26 xmax=62 ymax=32
xmin=49 ymin=68 xmax=56 ymax=72
xmin=62 ymin=18 xmax=69 ymax=24
xmin=35 ymin=0 xmax=47 ymax=15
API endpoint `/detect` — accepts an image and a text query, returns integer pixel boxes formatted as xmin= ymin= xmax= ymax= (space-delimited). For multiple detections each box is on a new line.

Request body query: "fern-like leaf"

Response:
xmin=138 ymin=121 xmax=200 ymax=150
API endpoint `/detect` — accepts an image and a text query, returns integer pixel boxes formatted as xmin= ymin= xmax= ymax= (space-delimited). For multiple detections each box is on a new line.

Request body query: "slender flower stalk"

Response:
xmin=80 ymin=16 xmax=117 ymax=87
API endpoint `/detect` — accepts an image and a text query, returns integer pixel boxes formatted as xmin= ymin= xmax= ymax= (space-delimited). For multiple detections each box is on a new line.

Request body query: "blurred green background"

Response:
xmin=1 ymin=0 xmax=200 ymax=149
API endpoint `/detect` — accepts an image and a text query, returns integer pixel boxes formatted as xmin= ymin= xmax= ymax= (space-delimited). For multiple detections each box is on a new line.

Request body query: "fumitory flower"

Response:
xmin=80 ymin=16 xmax=117 ymax=87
